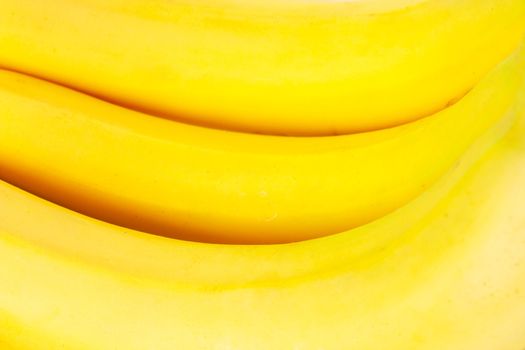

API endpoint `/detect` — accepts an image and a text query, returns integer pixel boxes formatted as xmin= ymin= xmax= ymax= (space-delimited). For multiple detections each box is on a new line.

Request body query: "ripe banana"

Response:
xmin=0 ymin=83 xmax=524 ymax=349
xmin=1 ymin=43 xmax=524 ymax=244
xmin=0 ymin=0 xmax=524 ymax=135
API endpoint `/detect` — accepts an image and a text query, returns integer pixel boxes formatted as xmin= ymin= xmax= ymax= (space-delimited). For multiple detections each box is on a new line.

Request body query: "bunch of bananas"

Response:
xmin=1 ymin=0 xmax=525 ymax=349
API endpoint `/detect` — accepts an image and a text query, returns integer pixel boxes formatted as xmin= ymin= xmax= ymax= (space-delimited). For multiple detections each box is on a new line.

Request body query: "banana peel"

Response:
xmin=0 ymin=80 xmax=524 ymax=349
xmin=0 ymin=0 xmax=524 ymax=135
xmin=0 ymin=45 xmax=524 ymax=348
xmin=0 ymin=1 xmax=524 ymax=347
xmin=0 ymin=43 xmax=524 ymax=244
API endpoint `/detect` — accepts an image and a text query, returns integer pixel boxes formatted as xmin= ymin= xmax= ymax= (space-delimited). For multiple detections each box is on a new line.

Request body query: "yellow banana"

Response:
xmin=0 ymin=0 xmax=524 ymax=135
xmin=0 ymin=82 xmax=524 ymax=349
xmin=1 ymin=43 xmax=524 ymax=244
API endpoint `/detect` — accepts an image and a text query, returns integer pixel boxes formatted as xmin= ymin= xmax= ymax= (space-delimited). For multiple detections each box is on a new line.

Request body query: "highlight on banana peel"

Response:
xmin=0 ymin=0 xmax=524 ymax=349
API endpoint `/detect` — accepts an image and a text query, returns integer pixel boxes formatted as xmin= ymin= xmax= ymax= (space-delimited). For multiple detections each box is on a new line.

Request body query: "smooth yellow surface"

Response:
xmin=0 ymin=45 xmax=524 ymax=243
xmin=0 ymin=0 xmax=524 ymax=135
xmin=0 ymin=78 xmax=524 ymax=349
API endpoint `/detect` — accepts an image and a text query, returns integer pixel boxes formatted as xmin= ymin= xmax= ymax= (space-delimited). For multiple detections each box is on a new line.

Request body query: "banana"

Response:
xmin=0 ymin=43 xmax=524 ymax=244
xmin=0 ymin=0 xmax=524 ymax=135
xmin=0 ymin=80 xmax=524 ymax=349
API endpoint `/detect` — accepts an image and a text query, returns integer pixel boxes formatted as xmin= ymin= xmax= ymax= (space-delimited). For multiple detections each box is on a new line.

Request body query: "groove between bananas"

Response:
xmin=0 ymin=43 xmax=524 ymax=244
xmin=0 ymin=77 xmax=524 ymax=349
xmin=0 ymin=0 xmax=524 ymax=135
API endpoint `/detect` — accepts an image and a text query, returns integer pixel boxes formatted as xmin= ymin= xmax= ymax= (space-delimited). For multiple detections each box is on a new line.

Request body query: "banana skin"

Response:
xmin=0 ymin=43 xmax=524 ymax=244
xmin=0 ymin=78 xmax=524 ymax=349
xmin=0 ymin=0 xmax=524 ymax=135
xmin=0 ymin=2 xmax=524 ymax=347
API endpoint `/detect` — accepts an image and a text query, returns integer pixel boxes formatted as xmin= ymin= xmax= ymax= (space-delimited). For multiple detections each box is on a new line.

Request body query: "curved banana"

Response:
xmin=0 ymin=44 xmax=524 ymax=244
xmin=0 ymin=87 xmax=524 ymax=349
xmin=0 ymin=0 xmax=524 ymax=135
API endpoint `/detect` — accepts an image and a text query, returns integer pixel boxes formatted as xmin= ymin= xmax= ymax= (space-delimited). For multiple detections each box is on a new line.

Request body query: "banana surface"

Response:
xmin=0 ymin=78 xmax=524 ymax=349
xmin=0 ymin=0 xmax=524 ymax=135
xmin=1 ymin=44 xmax=524 ymax=244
